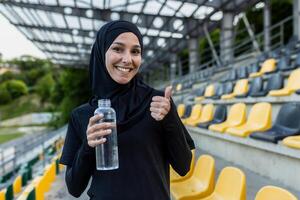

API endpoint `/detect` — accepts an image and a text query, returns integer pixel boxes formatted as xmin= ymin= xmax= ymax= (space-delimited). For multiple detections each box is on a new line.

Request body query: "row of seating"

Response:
xmin=0 ymin=138 xmax=64 ymax=200
xmin=15 ymin=154 xmax=64 ymax=200
xmin=177 ymin=103 xmax=300 ymax=146
xmin=221 ymin=53 xmax=300 ymax=83
xmin=194 ymin=68 xmax=300 ymax=101
xmin=170 ymin=152 xmax=298 ymax=200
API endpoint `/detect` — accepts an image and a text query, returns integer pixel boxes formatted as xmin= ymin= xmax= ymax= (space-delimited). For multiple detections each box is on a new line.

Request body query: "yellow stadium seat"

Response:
xmin=197 ymin=167 xmax=246 ymax=200
xmin=170 ymin=150 xmax=196 ymax=183
xmin=250 ymin=58 xmax=276 ymax=77
xmin=177 ymin=104 xmax=185 ymax=118
xmin=176 ymin=84 xmax=182 ymax=92
xmin=226 ymin=102 xmax=272 ymax=137
xmin=221 ymin=79 xmax=249 ymax=99
xmin=186 ymin=104 xmax=214 ymax=127
xmin=282 ymin=136 xmax=300 ymax=149
xmin=204 ymin=84 xmax=215 ymax=98
xmin=269 ymin=68 xmax=300 ymax=96
xmin=182 ymin=104 xmax=202 ymax=125
xmin=0 ymin=189 xmax=5 ymax=200
xmin=255 ymin=185 xmax=298 ymax=200
xmin=171 ymin=155 xmax=215 ymax=200
xmin=13 ymin=175 xmax=22 ymax=195
xmin=209 ymin=103 xmax=246 ymax=133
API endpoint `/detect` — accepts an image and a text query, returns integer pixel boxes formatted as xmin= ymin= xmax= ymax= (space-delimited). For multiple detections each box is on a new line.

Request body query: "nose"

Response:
xmin=122 ymin=50 xmax=132 ymax=65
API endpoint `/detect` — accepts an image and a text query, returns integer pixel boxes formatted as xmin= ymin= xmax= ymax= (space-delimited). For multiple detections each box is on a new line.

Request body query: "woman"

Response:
xmin=60 ymin=20 xmax=195 ymax=200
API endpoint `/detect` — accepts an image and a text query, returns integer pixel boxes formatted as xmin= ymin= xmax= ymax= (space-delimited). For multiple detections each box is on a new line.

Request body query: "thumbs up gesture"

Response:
xmin=150 ymin=86 xmax=172 ymax=121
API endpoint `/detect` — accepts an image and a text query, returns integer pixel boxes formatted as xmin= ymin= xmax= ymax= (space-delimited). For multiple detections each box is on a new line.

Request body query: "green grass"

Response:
xmin=0 ymin=133 xmax=24 ymax=144
xmin=0 ymin=93 xmax=51 ymax=120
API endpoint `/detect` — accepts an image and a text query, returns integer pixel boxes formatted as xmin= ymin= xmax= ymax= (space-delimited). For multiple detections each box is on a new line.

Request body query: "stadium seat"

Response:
xmin=277 ymin=56 xmax=295 ymax=71
xmin=219 ymin=82 xmax=233 ymax=97
xmin=250 ymin=103 xmax=300 ymax=143
xmin=237 ymin=67 xmax=248 ymax=79
xmin=293 ymin=52 xmax=300 ymax=68
xmin=182 ymin=105 xmax=192 ymax=119
xmin=198 ymin=105 xmax=227 ymax=129
xmin=176 ymin=83 xmax=182 ymax=92
xmin=210 ymin=84 xmax=224 ymax=99
xmin=186 ymin=104 xmax=214 ymax=126
xmin=177 ymin=104 xmax=185 ymax=118
xmin=171 ymin=155 xmax=215 ymax=200
xmin=182 ymin=104 xmax=202 ymax=124
xmin=251 ymin=73 xmax=284 ymax=97
xmin=13 ymin=175 xmax=22 ymax=195
xmin=226 ymin=102 xmax=272 ymax=137
xmin=204 ymin=84 xmax=215 ymax=98
xmin=196 ymin=167 xmax=246 ymax=200
xmin=221 ymin=79 xmax=249 ymax=99
xmin=247 ymin=63 xmax=259 ymax=74
xmin=209 ymin=103 xmax=246 ymax=133
xmin=282 ymin=136 xmax=300 ymax=149
xmin=269 ymin=68 xmax=300 ymax=96
xmin=249 ymin=58 xmax=277 ymax=77
xmin=221 ymin=69 xmax=237 ymax=82
xmin=170 ymin=150 xmax=196 ymax=183
xmin=195 ymin=87 xmax=206 ymax=101
xmin=238 ymin=77 xmax=263 ymax=98
xmin=254 ymin=185 xmax=298 ymax=200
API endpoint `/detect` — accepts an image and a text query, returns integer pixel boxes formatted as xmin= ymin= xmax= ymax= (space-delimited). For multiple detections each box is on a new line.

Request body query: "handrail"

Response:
xmin=0 ymin=126 xmax=66 ymax=177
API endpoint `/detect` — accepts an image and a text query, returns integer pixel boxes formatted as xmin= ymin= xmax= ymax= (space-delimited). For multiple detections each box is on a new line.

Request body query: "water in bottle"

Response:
xmin=94 ymin=99 xmax=119 ymax=170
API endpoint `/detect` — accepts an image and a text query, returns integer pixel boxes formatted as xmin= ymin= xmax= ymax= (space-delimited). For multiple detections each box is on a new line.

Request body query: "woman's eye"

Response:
xmin=132 ymin=49 xmax=141 ymax=54
xmin=113 ymin=47 xmax=122 ymax=52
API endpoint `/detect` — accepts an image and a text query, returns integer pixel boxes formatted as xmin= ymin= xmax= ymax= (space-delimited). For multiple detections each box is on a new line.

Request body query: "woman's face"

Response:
xmin=105 ymin=32 xmax=142 ymax=84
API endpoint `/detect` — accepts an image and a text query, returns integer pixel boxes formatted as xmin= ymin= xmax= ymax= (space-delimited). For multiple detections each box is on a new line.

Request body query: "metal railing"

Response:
xmin=0 ymin=126 xmax=67 ymax=178
xmin=154 ymin=14 xmax=294 ymax=89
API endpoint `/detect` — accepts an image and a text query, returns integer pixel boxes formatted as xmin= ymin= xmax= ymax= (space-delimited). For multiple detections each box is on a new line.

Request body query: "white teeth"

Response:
xmin=116 ymin=66 xmax=131 ymax=72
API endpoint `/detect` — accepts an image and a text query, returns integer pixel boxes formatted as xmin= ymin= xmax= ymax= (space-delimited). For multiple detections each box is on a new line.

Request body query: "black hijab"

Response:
xmin=88 ymin=20 xmax=153 ymax=133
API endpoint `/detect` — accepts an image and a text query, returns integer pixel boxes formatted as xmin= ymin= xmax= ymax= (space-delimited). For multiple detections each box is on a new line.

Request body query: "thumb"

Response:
xmin=164 ymin=86 xmax=172 ymax=100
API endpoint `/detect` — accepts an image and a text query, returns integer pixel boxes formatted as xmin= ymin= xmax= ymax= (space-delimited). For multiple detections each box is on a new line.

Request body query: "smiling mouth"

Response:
xmin=115 ymin=66 xmax=133 ymax=73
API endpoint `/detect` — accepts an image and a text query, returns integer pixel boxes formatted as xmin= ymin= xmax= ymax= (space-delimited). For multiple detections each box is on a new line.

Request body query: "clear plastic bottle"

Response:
xmin=94 ymin=99 xmax=119 ymax=170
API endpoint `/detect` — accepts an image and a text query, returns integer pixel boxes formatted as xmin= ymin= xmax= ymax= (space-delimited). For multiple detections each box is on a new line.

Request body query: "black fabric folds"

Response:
xmin=88 ymin=20 xmax=153 ymax=133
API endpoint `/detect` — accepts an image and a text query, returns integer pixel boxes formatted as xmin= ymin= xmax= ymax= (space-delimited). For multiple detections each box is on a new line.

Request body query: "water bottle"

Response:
xmin=94 ymin=99 xmax=119 ymax=170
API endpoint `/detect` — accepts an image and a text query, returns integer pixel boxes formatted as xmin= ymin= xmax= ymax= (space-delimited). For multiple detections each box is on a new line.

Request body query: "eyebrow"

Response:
xmin=112 ymin=42 xmax=141 ymax=49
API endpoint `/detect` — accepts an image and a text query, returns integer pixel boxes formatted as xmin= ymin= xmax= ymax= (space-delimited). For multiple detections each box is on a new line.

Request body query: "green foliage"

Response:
xmin=4 ymin=79 xmax=28 ymax=98
xmin=0 ymin=71 xmax=14 ymax=83
xmin=0 ymin=84 xmax=12 ymax=104
xmin=0 ymin=94 xmax=46 ymax=120
xmin=35 ymin=73 xmax=55 ymax=102
xmin=50 ymin=68 xmax=90 ymax=126
xmin=8 ymin=56 xmax=53 ymax=86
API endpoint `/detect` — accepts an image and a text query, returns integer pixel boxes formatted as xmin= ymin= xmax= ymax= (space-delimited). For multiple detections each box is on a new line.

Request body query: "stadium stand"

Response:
xmin=171 ymin=155 xmax=215 ymax=200
xmin=208 ymin=103 xmax=246 ymax=133
xmin=226 ymin=102 xmax=272 ymax=137
xmin=197 ymin=105 xmax=227 ymax=129
xmin=250 ymin=103 xmax=300 ymax=143
xmin=249 ymin=58 xmax=277 ymax=78
xmin=195 ymin=167 xmax=246 ymax=200
xmin=283 ymin=136 xmax=300 ymax=149
xmin=254 ymin=186 xmax=298 ymax=200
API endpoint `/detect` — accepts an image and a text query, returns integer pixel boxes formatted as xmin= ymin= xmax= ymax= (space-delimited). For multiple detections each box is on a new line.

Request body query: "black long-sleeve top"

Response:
xmin=60 ymin=91 xmax=195 ymax=200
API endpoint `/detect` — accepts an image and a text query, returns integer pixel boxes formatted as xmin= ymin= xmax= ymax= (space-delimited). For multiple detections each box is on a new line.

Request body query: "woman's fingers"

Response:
xmin=88 ymin=137 xmax=107 ymax=148
xmin=87 ymin=122 xmax=114 ymax=135
xmin=87 ymin=129 xmax=112 ymax=141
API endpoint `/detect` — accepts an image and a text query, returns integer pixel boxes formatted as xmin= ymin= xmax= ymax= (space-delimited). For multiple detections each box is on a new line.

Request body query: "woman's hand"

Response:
xmin=86 ymin=114 xmax=114 ymax=148
xmin=150 ymin=86 xmax=172 ymax=121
